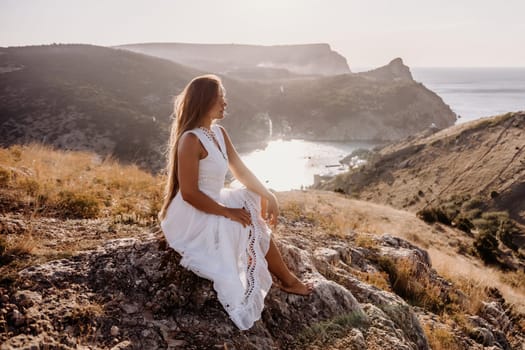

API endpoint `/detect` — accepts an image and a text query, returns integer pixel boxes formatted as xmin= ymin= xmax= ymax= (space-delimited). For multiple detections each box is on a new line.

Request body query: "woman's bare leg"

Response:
xmin=265 ymin=237 xmax=313 ymax=295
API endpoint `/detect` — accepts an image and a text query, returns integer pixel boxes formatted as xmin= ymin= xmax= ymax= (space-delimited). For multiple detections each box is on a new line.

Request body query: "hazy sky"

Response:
xmin=1 ymin=0 xmax=524 ymax=68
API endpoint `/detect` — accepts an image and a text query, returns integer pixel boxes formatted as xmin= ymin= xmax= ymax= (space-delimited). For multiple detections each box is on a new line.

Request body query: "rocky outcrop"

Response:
xmin=261 ymin=58 xmax=456 ymax=141
xmin=358 ymin=58 xmax=413 ymax=81
xmin=0 ymin=234 xmax=409 ymax=349
xmin=1 ymin=227 xmax=522 ymax=349
xmin=115 ymin=43 xmax=351 ymax=78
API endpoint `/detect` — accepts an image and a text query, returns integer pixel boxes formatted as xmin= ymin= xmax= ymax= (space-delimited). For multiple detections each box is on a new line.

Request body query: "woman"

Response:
xmin=159 ymin=74 xmax=313 ymax=330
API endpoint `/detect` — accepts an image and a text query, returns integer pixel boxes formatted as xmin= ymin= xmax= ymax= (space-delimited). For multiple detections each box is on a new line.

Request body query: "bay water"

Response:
xmin=239 ymin=67 xmax=525 ymax=190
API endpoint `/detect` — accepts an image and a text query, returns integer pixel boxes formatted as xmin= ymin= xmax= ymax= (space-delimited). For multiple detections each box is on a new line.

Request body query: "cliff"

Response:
xmin=115 ymin=42 xmax=351 ymax=79
xmin=260 ymin=58 xmax=456 ymax=141
xmin=358 ymin=57 xmax=413 ymax=81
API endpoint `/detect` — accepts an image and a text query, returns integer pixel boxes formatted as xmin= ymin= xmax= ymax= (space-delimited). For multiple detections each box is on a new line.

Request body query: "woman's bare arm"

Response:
xmin=219 ymin=126 xmax=280 ymax=227
xmin=178 ymin=132 xmax=251 ymax=227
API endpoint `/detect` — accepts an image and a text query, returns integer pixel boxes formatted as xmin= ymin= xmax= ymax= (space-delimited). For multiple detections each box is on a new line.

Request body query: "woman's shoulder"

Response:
xmin=179 ymin=129 xmax=201 ymax=146
xmin=213 ymin=124 xmax=229 ymax=138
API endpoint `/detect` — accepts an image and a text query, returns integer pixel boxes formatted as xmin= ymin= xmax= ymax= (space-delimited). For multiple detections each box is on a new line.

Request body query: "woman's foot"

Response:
xmin=279 ymin=277 xmax=314 ymax=296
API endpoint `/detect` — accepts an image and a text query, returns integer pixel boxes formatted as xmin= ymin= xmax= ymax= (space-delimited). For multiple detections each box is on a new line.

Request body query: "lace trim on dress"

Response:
xmin=199 ymin=126 xmax=227 ymax=160
xmin=243 ymin=194 xmax=263 ymax=304
xmin=224 ymin=191 xmax=271 ymax=326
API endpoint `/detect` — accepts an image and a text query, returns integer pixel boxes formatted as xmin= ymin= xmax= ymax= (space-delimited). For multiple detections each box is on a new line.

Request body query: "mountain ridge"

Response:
xmin=1 ymin=44 xmax=455 ymax=172
xmin=115 ymin=42 xmax=351 ymax=78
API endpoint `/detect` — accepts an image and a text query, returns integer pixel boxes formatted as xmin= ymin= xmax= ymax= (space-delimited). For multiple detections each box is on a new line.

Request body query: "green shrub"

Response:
xmin=462 ymin=196 xmax=485 ymax=211
xmin=474 ymin=231 xmax=500 ymax=265
xmin=495 ymin=218 xmax=520 ymax=251
xmin=473 ymin=211 xmax=519 ymax=250
xmin=417 ymin=208 xmax=437 ymax=223
xmin=417 ymin=206 xmax=451 ymax=225
xmin=295 ymin=311 xmax=365 ymax=346
xmin=454 ymin=216 xmax=474 ymax=234
xmin=464 ymin=208 xmax=483 ymax=220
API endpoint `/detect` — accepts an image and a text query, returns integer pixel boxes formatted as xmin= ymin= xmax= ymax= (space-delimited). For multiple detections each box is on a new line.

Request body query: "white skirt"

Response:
xmin=161 ymin=187 xmax=272 ymax=330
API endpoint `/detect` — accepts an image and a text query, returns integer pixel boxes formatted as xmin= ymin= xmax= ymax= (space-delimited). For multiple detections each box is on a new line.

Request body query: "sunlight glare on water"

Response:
xmin=235 ymin=139 xmax=376 ymax=191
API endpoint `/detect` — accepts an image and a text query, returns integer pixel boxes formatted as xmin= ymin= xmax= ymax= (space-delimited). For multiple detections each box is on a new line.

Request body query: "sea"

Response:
xmin=239 ymin=67 xmax=525 ymax=191
xmin=411 ymin=67 xmax=525 ymax=124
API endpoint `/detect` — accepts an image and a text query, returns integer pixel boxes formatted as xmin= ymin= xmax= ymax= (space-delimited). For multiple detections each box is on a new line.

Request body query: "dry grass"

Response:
xmin=0 ymin=144 xmax=163 ymax=221
xmin=422 ymin=323 xmax=462 ymax=350
xmin=0 ymin=144 xmax=163 ymax=280
xmin=429 ymin=247 xmax=525 ymax=314
xmin=354 ymin=233 xmax=379 ymax=250
xmin=377 ymin=257 xmax=446 ymax=314
xmin=280 ymin=199 xmax=352 ymax=237
xmin=500 ymin=270 xmax=525 ymax=291
xmin=294 ymin=311 xmax=365 ymax=348
xmin=3 ymin=232 xmax=37 ymax=257
xmin=278 ymin=190 xmax=450 ymax=247
xmin=280 ymin=195 xmax=378 ymax=238
xmin=352 ymin=270 xmax=391 ymax=291
xmin=279 ymin=191 xmax=525 ymax=317
xmin=0 ymin=216 xmax=38 ymax=267
xmin=68 ymin=302 xmax=105 ymax=343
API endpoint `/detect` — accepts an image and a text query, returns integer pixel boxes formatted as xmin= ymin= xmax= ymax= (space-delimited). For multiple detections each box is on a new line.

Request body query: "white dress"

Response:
xmin=160 ymin=124 xmax=273 ymax=330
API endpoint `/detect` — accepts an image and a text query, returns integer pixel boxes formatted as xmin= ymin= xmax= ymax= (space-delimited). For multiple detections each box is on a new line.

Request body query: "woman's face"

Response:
xmin=208 ymin=88 xmax=227 ymax=120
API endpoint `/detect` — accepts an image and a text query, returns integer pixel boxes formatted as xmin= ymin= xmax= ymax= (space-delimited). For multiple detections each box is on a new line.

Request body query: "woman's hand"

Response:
xmin=225 ymin=207 xmax=252 ymax=227
xmin=265 ymin=192 xmax=280 ymax=229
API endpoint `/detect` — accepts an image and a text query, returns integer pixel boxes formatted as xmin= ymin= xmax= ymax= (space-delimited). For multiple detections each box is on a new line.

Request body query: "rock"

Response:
xmin=109 ymin=340 xmax=133 ymax=350
xmin=168 ymin=339 xmax=186 ymax=347
xmin=120 ymin=303 xmax=139 ymax=315
xmin=2 ymin=231 xmax=522 ymax=349
xmin=480 ymin=301 xmax=511 ymax=332
xmin=314 ymin=247 xmax=341 ymax=265
xmin=10 ymin=309 xmax=25 ymax=327
xmin=358 ymin=57 xmax=413 ymax=81
xmin=0 ymin=333 xmax=67 ymax=350
xmin=470 ymin=326 xmax=495 ymax=346
xmin=14 ymin=291 xmax=41 ymax=308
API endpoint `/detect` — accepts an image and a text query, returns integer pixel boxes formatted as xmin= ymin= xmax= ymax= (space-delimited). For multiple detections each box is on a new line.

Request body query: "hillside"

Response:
xmin=318 ymin=112 xmax=525 ymax=270
xmin=1 ymin=145 xmax=524 ymax=349
xmin=259 ymin=58 xmax=456 ymax=141
xmin=318 ymin=112 xmax=525 ymax=221
xmin=0 ymin=44 xmax=267 ymax=171
xmin=117 ymin=43 xmax=456 ymax=141
xmin=1 ymin=45 xmax=456 ymax=170
xmin=115 ymin=42 xmax=351 ymax=79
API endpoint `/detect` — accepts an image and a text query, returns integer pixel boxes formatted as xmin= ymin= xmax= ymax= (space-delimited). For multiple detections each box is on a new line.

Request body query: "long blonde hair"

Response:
xmin=158 ymin=74 xmax=223 ymax=220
